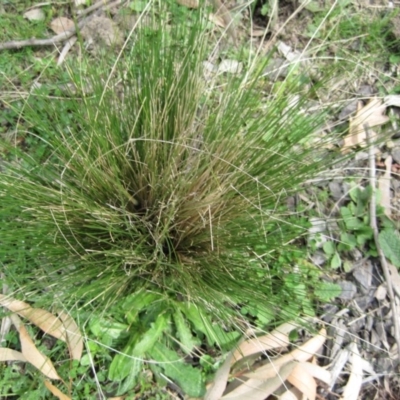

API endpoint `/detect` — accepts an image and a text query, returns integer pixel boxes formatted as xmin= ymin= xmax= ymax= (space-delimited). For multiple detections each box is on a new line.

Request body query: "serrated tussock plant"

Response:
xmin=1 ymin=4 xmax=339 ymax=395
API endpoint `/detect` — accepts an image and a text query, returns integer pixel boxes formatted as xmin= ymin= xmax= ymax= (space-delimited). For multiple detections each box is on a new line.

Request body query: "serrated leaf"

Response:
xmin=132 ymin=312 xmax=169 ymax=356
xmin=148 ymin=341 xmax=205 ymax=397
xmin=379 ymin=229 xmax=400 ymax=268
xmin=173 ymin=308 xmax=200 ymax=354
xmin=122 ymin=290 xmax=161 ymax=324
xmin=108 ymin=342 xmax=139 ymax=381
xmin=314 ymin=282 xmax=342 ymax=301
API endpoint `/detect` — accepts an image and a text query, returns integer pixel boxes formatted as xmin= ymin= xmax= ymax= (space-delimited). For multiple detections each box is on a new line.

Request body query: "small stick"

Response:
xmin=0 ymin=29 xmax=76 ymax=51
xmin=76 ymin=0 xmax=120 ymax=17
xmin=365 ymin=122 xmax=400 ymax=362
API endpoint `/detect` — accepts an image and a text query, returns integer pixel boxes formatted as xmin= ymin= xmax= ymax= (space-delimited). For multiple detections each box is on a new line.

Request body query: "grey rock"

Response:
xmin=329 ymin=181 xmax=343 ymax=201
xmin=337 ymin=281 xmax=357 ymax=300
xmin=352 ymin=261 xmax=373 ymax=289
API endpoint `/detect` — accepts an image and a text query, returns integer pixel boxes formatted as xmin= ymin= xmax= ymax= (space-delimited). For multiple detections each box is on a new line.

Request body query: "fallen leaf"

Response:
xmin=341 ymin=343 xmax=362 ymax=400
xmin=244 ymin=328 xmax=327 ymax=380
xmin=300 ymin=361 xmax=331 ymax=385
xmin=0 ymin=348 xmax=27 ymax=362
xmin=44 ymin=381 xmax=71 ymax=400
xmin=287 ymin=363 xmax=316 ymax=400
xmin=221 ymin=361 xmax=297 ymax=400
xmin=50 ymin=17 xmax=75 ymax=35
xmin=58 ymin=310 xmax=83 ymax=361
xmin=385 ymin=94 xmax=400 ymax=107
xmin=24 ymin=8 xmax=45 ymax=21
xmin=343 ymin=98 xmax=389 ymax=152
xmin=232 ymin=321 xmax=296 ymax=364
xmin=378 ymin=156 xmax=392 ymax=217
xmin=11 ymin=314 xmax=60 ymax=380
xmin=205 ymin=349 xmax=234 ymax=400
xmin=0 ymin=295 xmax=66 ymax=340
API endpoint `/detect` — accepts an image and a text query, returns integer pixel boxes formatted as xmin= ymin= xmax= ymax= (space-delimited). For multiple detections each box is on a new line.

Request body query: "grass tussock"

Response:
xmin=0 ymin=5 xmax=339 ymax=394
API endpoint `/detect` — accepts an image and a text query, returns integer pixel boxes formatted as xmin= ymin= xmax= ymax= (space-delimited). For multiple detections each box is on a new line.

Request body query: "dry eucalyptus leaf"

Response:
xmin=221 ymin=361 xmax=297 ymax=400
xmin=385 ymin=94 xmax=400 ymax=107
xmin=50 ymin=17 xmax=75 ymax=35
xmin=24 ymin=8 xmax=45 ymax=21
xmin=343 ymin=98 xmax=389 ymax=152
xmin=12 ymin=315 xmax=60 ymax=380
xmin=0 ymin=294 xmax=66 ymax=340
xmin=58 ymin=310 xmax=83 ymax=361
xmin=205 ymin=350 xmax=234 ymax=400
xmin=244 ymin=328 xmax=327 ymax=380
xmin=341 ymin=343 xmax=363 ymax=400
xmin=176 ymin=0 xmax=199 ymax=7
xmin=0 ymin=348 xmax=27 ymax=362
xmin=44 ymin=381 xmax=71 ymax=400
xmin=287 ymin=363 xmax=316 ymax=400
xmin=301 ymin=361 xmax=331 ymax=385
xmin=232 ymin=321 xmax=296 ymax=364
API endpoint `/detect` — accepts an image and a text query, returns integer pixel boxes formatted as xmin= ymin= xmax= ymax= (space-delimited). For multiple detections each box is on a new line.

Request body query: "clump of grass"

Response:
xmin=0 ymin=4 xmax=339 ymax=396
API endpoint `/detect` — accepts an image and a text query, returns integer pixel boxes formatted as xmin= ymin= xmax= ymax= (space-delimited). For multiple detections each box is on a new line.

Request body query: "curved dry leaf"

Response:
xmin=301 ymin=361 xmax=331 ymax=385
xmin=280 ymin=388 xmax=302 ymax=400
xmin=343 ymin=98 xmax=389 ymax=152
xmin=44 ymin=381 xmax=71 ymax=400
xmin=341 ymin=343 xmax=362 ymax=400
xmin=244 ymin=328 xmax=327 ymax=380
xmin=50 ymin=17 xmax=75 ymax=35
xmin=58 ymin=310 xmax=83 ymax=361
xmin=177 ymin=0 xmax=199 ymax=7
xmin=287 ymin=363 xmax=316 ymax=400
xmin=232 ymin=321 xmax=297 ymax=364
xmin=0 ymin=348 xmax=27 ymax=362
xmin=18 ymin=321 xmax=60 ymax=380
xmin=221 ymin=361 xmax=297 ymax=400
xmin=24 ymin=8 xmax=45 ymax=21
xmin=0 ymin=294 xmax=66 ymax=340
xmin=205 ymin=350 xmax=234 ymax=400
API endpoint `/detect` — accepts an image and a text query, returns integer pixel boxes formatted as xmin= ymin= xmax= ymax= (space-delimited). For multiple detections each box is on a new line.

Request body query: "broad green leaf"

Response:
xmin=379 ymin=229 xmax=400 ymax=268
xmin=330 ymin=252 xmax=341 ymax=269
xmin=108 ymin=342 xmax=139 ymax=381
xmin=89 ymin=318 xmax=129 ymax=343
xmin=322 ymin=241 xmax=335 ymax=256
xmin=148 ymin=341 xmax=205 ymax=397
xmin=340 ymin=207 xmax=363 ymax=231
xmin=115 ymin=359 xmax=143 ymax=396
xmin=132 ymin=312 xmax=170 ymax=356
xmin=122 ymin=290 xmax=161 ymax=324
xmin=173 ymin=308 xmax=200 ymax=354
xmin=314 ymin=282 xmax=342 ymax=301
